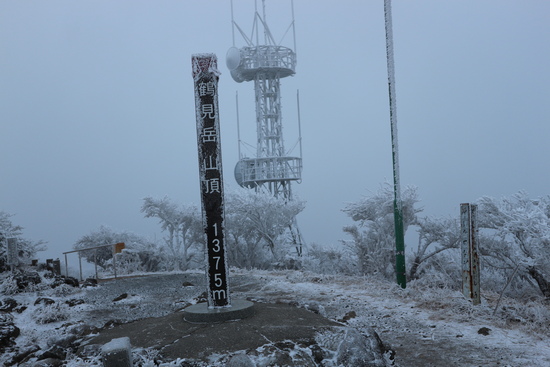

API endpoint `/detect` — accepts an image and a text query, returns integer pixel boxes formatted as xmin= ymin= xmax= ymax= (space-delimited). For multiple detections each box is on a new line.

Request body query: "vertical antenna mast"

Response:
xmin=230 ymin=0 xmax=236 ymax=47
xmin=236 ymin=91 xmax=242 ymax=160
xmin=384 ymin=0 xmax=406 ymax=288
xmin=291 ymin=0 xmax=297 ymax=57
xmin=297 ymin=90 xmax=303 ymax=162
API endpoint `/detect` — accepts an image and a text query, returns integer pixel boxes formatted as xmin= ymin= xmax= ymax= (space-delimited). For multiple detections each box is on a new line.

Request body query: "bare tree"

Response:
xmin=1 ymin=211 xmax=46 ymax=271
xmin=477 ymin=192 xmax=550 ymax=299
xmin=141 ymin=197 xmax=203 ymax=270
xmin=342 ymin=183 xmax=420 ymax=278
xmin=73 ymin=225 xmax=150 ymax=268
xmin=224 ymin=188 xmax=305 ymax=269
xmin=409 ymin=216 xmax=461 ymax=280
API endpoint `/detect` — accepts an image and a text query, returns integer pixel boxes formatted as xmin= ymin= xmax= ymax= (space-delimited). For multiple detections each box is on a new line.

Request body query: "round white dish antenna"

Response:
xmin=226 ymin=47 xmax=241 ymax=71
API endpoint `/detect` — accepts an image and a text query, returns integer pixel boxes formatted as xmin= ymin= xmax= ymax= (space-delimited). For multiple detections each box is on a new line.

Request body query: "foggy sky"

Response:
xmin=1 ymin=0 xmax=549 ymax=260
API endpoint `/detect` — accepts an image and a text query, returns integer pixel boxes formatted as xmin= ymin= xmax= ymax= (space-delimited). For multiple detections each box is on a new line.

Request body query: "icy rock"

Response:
xmin=101 ymin=336 xmax=133 ymax=367
xmin=49 ymin=275 xmax=78 ymax=289
xmin=0 ymin=313 xmax=20 ymax=351
xmin=251 ymin=342 xmax=317 ymax=367
xmin=62 ymin=276 xmax=80 ymax=287
xmin=81 ymin=278 xmax=98 ymax=287
xmin=14 ymin=271 xmax=41 ymax=290
xmin=34 ymin=297 xmax=55 ymax=306
xmin=112 ymin=293 xmax=128 ymax=302
xmin=49 ymin=333 xmax=78 ymax=349
xmin=77 ymin=343 xmax=102 ymax=358
xmin=70 ymin=323 xmax=99 ymax=337
xmin=339 ymin=310 xmax=357 ymax=323
xmin=336 ymin=328 xmax=387 ymax=367
xmin=38 ymin=345 xmax=67 ymax=360
xmin=309 ymin=344 xmax=324 ymax=364
xmin=226 ymin=353 xmax=254 ymax=367
xmin=0 ymin=297 xmax=18 ymax=312
xmin=478 ymin=327 xmax=491 ymax=336
xmin=65 ymin=298 xmax=85 ymax=307
xmin=8 ymin=344 xmax=40 ymax=365
xmin=20 ymin=357 xmax=63 ymax=367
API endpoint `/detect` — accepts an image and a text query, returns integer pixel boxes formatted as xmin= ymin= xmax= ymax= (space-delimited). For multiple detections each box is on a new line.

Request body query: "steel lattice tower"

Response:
xmin=226 ymin=0 xmax=302 ymax=201
xmin=227 ymin=0 xmax=304 ymax=254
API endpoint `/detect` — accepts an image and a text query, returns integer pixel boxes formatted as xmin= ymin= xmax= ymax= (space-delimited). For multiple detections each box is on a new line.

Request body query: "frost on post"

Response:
xmin=192 ymin=54 xmax=231 ymax=308
xmin=460 ymin=203 xmax=480 ymax=305
xmin=384 ymin=0 xmax=406 ymax=288
xmin=6 ymin=238 xmax=19 ymax=268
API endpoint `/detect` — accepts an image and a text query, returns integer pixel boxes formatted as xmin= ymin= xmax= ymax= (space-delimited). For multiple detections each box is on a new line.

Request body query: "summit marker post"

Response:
xmin=192 ymin=54 xmax=230 ymax=308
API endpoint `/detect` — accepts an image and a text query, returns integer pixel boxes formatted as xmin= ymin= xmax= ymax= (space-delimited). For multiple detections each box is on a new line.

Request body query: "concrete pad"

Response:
xmin=85 ymin=302 xmax=342 ymax=361
xmin=183 ymin=299 xmax=255 ymax=323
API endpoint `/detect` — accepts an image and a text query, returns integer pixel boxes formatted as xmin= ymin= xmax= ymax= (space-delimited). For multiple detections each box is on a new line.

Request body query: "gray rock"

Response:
xmin=65 ymin=298 xmax=85 ymax=307
xmin=38 ymin=345 xmax=67 ymax=361
xmin=0 ymin=298 xmax=18 ymax=312
xmin=14 ymin=271 xmax=42 ymax=290
xmin=61 ymin=276 xmax=80 ymax=287
xmin=227 ymin=353 xmax=255 ymax=367
xmin=336 ymin=328 xmax=387 ymax=367
xmin=112 ymin=293 xmax=128 ymax=302
xmin=34 ymin=297 xmax=55 ymax=306
xmin=21 ymin=357 xmax=63 ymax=367
xmin=0 ymin=313 xmax=20 ymax=351
xmin=81 ymin=278 xmax=98 ymax=288
xmin=8 ymin=344 xmax=40 ymax=365
xmin=101 ymin=337 xmax=133 ymax=367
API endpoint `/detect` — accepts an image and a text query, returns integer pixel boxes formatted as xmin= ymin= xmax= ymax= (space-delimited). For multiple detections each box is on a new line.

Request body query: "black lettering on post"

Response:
xmin=192 ymin=54 xmax=231 ymax=308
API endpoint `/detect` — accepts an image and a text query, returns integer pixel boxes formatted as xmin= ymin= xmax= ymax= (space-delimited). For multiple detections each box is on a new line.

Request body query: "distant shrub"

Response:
xmin=302 ymin=243 xmax=357 ymax=275
xmin=0 ymin=274 xmax=19 ymax=295
xmin=32 ymin=302 xmax=70 ymax=324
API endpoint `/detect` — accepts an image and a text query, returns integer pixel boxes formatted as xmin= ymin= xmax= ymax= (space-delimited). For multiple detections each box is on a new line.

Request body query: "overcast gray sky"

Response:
xmin=1 ymin=0 xmax=549 ymax=260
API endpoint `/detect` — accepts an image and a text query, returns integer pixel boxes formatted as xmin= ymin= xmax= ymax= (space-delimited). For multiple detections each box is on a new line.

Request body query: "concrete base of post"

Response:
xmin=101 ymin=336 xmax=133 ymax=367
xmin=183 ymin=299 xmax=255 ymax=323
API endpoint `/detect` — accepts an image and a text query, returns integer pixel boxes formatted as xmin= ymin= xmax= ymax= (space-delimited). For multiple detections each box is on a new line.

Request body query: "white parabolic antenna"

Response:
xmin=226 ymin=47 xmax=241 ymax=71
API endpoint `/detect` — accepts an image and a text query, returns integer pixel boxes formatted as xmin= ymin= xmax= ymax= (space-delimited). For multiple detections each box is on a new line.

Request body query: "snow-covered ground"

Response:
xmin=231 ymin=269 xmax=550 ymax=367
xmin=1 ymin=269 xmax=549 ymax=366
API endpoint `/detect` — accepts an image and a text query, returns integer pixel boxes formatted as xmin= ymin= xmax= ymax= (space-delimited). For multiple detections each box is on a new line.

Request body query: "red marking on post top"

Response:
xmin=192 ymin=54 xmax=217 ymax=78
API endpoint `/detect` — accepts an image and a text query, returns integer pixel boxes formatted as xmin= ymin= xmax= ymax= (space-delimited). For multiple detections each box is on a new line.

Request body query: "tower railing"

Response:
xmin=236 ymin=156 xmax=302 ymax=187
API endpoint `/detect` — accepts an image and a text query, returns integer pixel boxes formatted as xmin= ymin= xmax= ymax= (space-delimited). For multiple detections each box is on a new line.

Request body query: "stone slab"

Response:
xmin=85 ymin=302 xmax=342 ymax=361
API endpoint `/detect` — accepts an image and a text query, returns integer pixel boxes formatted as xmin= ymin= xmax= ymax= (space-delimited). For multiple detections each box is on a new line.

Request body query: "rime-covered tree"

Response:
xmin=0 ymin=211 xmax=46 ymax=271
xmin=342 ymin=183 xmax=420 ymax=278
xmin=73 ymin=225 xmax=152 ymax=268
xmin=141 ymin=197 xmax=203 ymax=270
xmin=224 ymin=188 xmax=305 ymax=269
xmin=409 ymin=216 xmax=461 ymax=281
xmin=477 ymin=192 xmax=550 ymax=298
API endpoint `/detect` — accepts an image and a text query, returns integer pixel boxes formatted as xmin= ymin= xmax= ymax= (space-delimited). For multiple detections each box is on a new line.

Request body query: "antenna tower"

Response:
xmin=227 ymin=0 xmax=304 ymax=252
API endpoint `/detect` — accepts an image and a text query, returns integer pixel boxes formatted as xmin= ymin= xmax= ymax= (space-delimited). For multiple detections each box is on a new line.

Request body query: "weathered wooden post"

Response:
xmin=460 ymin=203 xmax=481 ymax=305
xmin=6 ymin=238 xmax=18 ymax=271
xmin=184 ymin=53 xmax=253 ymax=322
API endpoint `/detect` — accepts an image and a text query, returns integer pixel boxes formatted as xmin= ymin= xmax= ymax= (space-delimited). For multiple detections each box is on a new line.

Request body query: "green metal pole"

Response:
xmin=384 ymin=0 xmax=406 ymax=288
